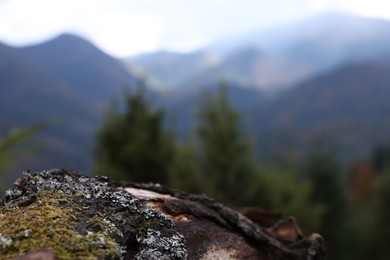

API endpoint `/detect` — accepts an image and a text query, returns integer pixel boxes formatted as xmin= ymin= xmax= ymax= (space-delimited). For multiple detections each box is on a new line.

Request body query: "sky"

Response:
xmin=0 ymin=0 xmax=390 ymax=57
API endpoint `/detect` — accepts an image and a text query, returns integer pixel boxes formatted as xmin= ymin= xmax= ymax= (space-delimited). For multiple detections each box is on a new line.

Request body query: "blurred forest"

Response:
xmin=93 ymin=85 xmax=390 ymax=259
xmin=0 ymin=123 xmax=49 ymax=189
xmin=1 ymin=81 xmax=390 ymax=259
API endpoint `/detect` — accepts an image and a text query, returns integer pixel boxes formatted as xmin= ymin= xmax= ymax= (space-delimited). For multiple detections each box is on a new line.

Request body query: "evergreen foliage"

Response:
xmin=94 ymin=87 xmax=174 ymax=184
xmin=372 ymin=145 xmax=390 ymax=173
xmin=194 ymin=86 xmax=259 ymax=205
xmin=169 ymin=144 xmax=201 ymax=194
xmin=302 ymin=147 xmax=347 ymax=259
xmin=93 ymin=83 xmax=390 ymax=259
xmin=0 ymin=124 xmax=46 ymax=191
xmin=371 ymin=167 xmax=390 ymax=259
xmin=256 ymin=165 xmax=325 ymax=232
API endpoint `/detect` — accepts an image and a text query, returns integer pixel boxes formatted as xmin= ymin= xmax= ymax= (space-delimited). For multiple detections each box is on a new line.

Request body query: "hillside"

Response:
xmin=160 ymin=83 xmax=266 ymax=140
xmin=157 ymin=60 xmax=390 ymax=163
xmin=0 ymin=34 xmax=139 ymax=177
xmin=256 ymin=61 xmax=390 ymax=161
xmin=2 ymin=16 xmax=390 ymax=180
xmin=20 ymin=33 xmax=137 ymax=102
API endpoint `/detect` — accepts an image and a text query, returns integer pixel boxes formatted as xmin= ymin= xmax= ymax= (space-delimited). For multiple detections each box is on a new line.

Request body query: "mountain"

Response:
xmin=125 ymin=12 xmax=390 ymax=92
xmin=126 ymin=50 xmax=224 ymax=90
xmin=2 ymin=14 xmax=390 ymax=182
xmin=160 ymin=60 xmax=390 ymax=163
xmin=159 ymin=83 xmax=267 ymax=140
xmin=0 ymin=33 xmax=139 ymax=178
xmin=20 ymin=33 xmax=137 ymax=102
xmin=275 ymin=13 xmax=390 ymax=77
xmin=256 ymin=61 xmax=390 ymax=161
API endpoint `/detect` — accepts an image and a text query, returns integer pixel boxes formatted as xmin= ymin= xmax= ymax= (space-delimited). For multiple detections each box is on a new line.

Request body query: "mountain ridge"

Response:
xmin=1 ymin=14 xmax=390 ymax=177
xmin=0 ymin=33 xmax=140 ymax=176
xmin=124 ymin=12 xmax=390 ymax=92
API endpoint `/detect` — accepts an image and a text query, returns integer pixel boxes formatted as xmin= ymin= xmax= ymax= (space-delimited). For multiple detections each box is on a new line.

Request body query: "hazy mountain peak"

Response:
xmin=48 ymin=33 xmax=92 ymax=44
xmin=0 ymin=41 xmax=14 ymax=49
xmin=22 ymin=33 xmax=100 ymax=55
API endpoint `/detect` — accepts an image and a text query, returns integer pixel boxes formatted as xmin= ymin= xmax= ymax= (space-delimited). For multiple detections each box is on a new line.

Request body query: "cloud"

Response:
xmin=78 ymin=11 xmax=162 ymax=57
xmin=338 ymin=0 xmax=390 ymax=19
xmin=0 ymin=0 xmax=76 ymax=43
xmin=0 ymin=0 xmax=163 ymax=55
xmin=0 ymin=0 xmax=390 ymax=56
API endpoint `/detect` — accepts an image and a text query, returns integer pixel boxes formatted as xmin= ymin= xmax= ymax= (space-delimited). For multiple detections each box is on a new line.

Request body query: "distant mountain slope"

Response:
xmin=276 ymin=13 xmax=390 ymax=76
xmin=159 ymin=83 xmax=266 ymax=140
xmin=184 ymin=47 xmax=266 ymax=88
xmin=257 ymin=61 xmax=390 ymax=161
xmin=2 ymin=28 xmax=390 ymax=181
xmin=125 ymin=12 xmax=390 ymax=92
xmin=21 ymin=33 xmax=137 ymax=103
xmin=0 ymin=42 xmax=83 ymax=125
xmin=213 ymin=12 xmax=390 ymax=55
xmin=126 ymin=50 xmax=224 ymax=90
xmin=156 ymin=60 xmax=390 ymax=163
xmin=0 ymin=34 xmax=139 ymax=177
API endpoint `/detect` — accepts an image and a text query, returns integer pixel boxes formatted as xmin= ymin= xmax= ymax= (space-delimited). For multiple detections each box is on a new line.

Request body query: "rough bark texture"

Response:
xmin=0 ymin=169 xmax=325 ymax=259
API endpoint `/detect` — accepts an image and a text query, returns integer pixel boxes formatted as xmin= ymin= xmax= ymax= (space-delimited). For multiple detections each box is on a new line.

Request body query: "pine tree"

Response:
xmin=94 ymin=87 xmax=174 ymax=184
xmin=169 ymin=144 xmax=201 ymax=194
xmin=256 ymin=165 xmax=325 ymax=233
xmin=302 ymin=147 xmax=347 ymax=259
xmin=371 ymin=168 xmax=390 ymax=259
xmin=194 ymin=85 xmax=258 ymax=206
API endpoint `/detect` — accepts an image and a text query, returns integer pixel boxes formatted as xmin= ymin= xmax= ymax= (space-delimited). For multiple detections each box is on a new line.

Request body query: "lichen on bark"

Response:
xmin=0 ymin=169 xmax=325 ymax=259
xmin=0 ymin=169 xmax=187 ymax=259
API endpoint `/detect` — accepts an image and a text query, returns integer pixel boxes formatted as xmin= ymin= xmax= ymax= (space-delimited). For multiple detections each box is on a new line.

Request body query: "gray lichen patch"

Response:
xmin=136 ymin=228 xmax=187 ymax=260
xmin=0 ymin=169 xmax=187 ymax=259
xmin=0 ymin=233 xmax=13 ymax=249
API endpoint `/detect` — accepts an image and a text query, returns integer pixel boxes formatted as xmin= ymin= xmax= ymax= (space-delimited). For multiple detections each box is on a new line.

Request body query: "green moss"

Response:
xmin=0 ymin=190 xmax=120 ymax=259
xmin=137 ymin=218 xmax=149 ymax=239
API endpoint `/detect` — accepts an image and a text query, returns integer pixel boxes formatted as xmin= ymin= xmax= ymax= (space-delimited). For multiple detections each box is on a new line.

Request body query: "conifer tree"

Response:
xmin=302 ymin=147 xmax=347 ymax=259
xmin=371 ymin=168 xmax=390 ymax=260
xmin=169 ymin=144 xmax=201 ymax=194
xmin=95 ymin=87 xmax=174 ymax=184
xmin=195 ymin=85 xmax=258 ymax=206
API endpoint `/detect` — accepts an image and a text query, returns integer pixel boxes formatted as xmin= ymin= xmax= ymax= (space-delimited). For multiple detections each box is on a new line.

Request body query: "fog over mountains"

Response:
xmin=1 ymin=12 xmax=390 ymax=177
xmin=126 ymin=13 xmax=390 ymax=91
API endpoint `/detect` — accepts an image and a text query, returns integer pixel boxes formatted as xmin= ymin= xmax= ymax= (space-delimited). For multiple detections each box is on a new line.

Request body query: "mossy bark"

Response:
xmin=0 ymin=169 xmax=325 ymax=259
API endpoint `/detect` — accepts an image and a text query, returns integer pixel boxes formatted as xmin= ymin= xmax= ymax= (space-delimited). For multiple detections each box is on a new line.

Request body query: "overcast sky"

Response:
xmin=0 ymin=0 xmax=389 ymax=57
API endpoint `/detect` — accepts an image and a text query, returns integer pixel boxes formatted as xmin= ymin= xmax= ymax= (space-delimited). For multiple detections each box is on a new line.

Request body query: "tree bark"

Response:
xmin=0 ymin=169 xmax=325 ymax=259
